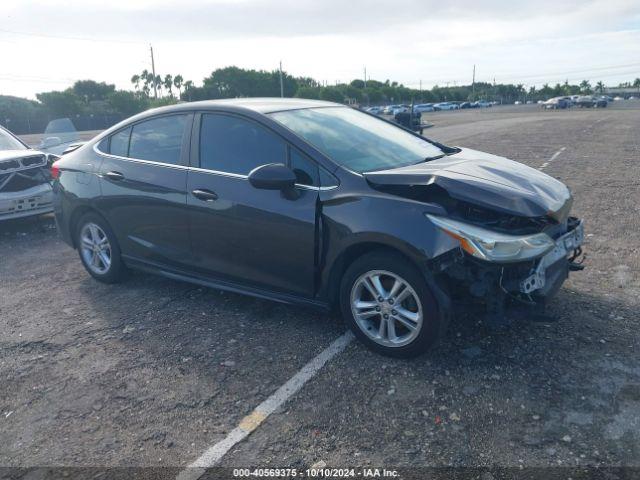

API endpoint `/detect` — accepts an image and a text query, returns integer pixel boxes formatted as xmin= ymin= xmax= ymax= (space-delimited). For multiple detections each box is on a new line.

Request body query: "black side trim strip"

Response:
xmin=121 ymin=255 xmax=330 ymax=311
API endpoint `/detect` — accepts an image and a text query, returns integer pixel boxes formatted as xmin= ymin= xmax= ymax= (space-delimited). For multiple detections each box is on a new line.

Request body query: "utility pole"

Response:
xmin=364 ymin=66 xmax=367 ymax=88
xmin=150 ymin=45 xmax=158 ymax=99
xmin=279 ymin=61 xmax=284 ymax=98
xmin=472 ymin=64 xmax=476 ymax=96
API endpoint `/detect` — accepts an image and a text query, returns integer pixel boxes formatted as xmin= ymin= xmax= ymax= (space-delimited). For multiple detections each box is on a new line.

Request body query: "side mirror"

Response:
xmin=248 ymin=163 xmax=296 ymax=191
xmin=41 ymin=136 xmax=62 ymax=149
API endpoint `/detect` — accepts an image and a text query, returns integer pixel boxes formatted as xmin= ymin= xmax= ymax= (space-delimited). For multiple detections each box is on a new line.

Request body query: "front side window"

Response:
xmin=199 ymin=114 xmax=286 ymax=175
xmin=128 ymin=115 xmax=188 ymax=165
xmin=270 ymin=107 xmax=444 ymax=173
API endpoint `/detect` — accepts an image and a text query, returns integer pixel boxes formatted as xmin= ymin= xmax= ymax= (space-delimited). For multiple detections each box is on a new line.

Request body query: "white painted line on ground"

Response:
xmin=176 ymin=331 xmax=354 ymax=480
xmin=539 ymin=146 xmax=565 ymax=170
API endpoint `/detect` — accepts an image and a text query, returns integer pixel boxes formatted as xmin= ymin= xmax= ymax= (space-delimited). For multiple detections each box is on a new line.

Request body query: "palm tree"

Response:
xmin=131 ymin=74 xmax=141 ymax=91
xmin=164 ymin=74 xmax=174 ymax=98
xmin=183 ymin=80 xmax=194 ymax=101
xmin=139 ymin=69 xmax=153 ymax=97
xmin=595 ymin=81 xmax=605 ymax=94
xmin=579 ymin=80 xmax=591 ymax=94
xmin=154 ymin=75 xmax=163 ymax=97
xmin=173 ymin=75 xmax=184 ymax=98
xmin=140 ymin=69 xmax=149 ymax=90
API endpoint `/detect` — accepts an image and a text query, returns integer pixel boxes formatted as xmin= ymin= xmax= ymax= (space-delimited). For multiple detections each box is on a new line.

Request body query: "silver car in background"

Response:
xmin=37 ymin=118 xmax=84 ymax=155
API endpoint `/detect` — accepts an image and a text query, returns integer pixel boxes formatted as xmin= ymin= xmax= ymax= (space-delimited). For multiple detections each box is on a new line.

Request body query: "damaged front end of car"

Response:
xmin=365 ymin=147 xmax=585 ymax=327
xmin=0 ymin=150 xmax=56 ymax=220
xmin=426 ymin=212 xmax=584 ymax=326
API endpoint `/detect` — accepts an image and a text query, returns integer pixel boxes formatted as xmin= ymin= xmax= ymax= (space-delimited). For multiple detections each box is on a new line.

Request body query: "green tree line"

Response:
xmin=2 ymin=66 xmax=639 ymax=134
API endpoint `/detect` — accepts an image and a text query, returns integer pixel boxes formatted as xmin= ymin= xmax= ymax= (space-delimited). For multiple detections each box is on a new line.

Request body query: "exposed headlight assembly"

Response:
xmin=426 ymin=214 xmax=555 ymax=263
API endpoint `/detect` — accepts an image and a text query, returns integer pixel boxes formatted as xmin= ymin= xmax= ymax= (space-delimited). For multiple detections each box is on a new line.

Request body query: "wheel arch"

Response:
xmin=68 ymin=205 xmax=105 ymax=249
xmin=324 ymin=240 xmax=421 ymax=308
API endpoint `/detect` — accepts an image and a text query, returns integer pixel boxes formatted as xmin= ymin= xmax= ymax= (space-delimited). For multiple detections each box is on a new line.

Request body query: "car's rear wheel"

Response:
xmin=76 ymin=213 xmax=127 ymax=283
xmin=340 ymin=251 xmax=444 ymax=358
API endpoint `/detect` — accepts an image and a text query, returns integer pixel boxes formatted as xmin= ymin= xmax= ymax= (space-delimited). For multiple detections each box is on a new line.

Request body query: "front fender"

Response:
xmin=318 ymin=193 xmax=459 ymax=299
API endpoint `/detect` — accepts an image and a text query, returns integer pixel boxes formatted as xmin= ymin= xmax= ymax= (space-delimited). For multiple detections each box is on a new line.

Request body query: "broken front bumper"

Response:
xmin=437 ymin=217 xmax=585 ymax=308
xmin=519 ymin=219 xmax=584 ymax=296
xmin=0 ymin=183 xmax=53 ymax=220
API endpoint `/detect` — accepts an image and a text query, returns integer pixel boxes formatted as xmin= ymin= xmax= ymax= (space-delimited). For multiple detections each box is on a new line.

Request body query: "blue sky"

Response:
xmin=2 ymin=0 xmax=639 ymax=98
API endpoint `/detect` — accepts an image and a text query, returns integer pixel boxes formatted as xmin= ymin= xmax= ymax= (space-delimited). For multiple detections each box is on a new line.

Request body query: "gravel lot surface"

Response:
xmin=2 ymin=103 xmax=639 ymax=474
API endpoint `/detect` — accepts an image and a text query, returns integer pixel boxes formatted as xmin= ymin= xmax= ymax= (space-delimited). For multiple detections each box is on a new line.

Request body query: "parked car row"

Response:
xmin=365 ymin=100 xmax=495 ymax=115
xmin=540 ymin=95 xmax=609 ymax=109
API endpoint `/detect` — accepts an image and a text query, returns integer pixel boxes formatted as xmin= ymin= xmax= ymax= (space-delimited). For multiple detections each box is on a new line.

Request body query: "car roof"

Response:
xmin=144 ymin=97 xmax=341 ymax=116
xmin=90 ymin=97 xmax=349 ymax=147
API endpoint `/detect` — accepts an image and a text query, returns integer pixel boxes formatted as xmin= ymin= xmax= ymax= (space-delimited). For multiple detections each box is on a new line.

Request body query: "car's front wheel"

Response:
xmin=76 ymin=212 xmax=127 ymax=283
xmin=340 ymin=251 xmax=444 ymax=358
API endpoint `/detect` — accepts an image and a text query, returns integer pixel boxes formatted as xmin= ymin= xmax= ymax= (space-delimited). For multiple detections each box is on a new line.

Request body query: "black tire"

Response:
xmin=340 ymin=250 xmax=445 ymax=358
xmin=75 ymin=212 xmax=128 ymax=284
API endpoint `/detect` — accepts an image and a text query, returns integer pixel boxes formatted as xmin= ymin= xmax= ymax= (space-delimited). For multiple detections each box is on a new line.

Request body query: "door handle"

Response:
xmin=192 ymin=189 xmax=218 ymax=201
xmin=104 ymin=171 xmax=124 ymax=181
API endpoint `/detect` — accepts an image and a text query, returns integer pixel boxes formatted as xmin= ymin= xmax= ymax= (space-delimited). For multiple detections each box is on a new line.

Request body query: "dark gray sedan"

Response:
xmin=52 ymin=98 xmax=584 ymax=357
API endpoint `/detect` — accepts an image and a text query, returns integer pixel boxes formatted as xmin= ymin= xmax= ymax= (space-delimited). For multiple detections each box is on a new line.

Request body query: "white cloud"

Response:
xmin=1 ymin=0 xmax=639 ymax=98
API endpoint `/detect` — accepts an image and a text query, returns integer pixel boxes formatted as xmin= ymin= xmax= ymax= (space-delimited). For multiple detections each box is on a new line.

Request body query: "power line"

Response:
xmin=0 ymin=28 xmax=144 ymax=45
xmin=492 ymin=62 xmax=640 ymax=82
xmin=403 ymin=63 xmax=640 ymax=89
xmin=0 ymin=74 xmax=77 ymax=83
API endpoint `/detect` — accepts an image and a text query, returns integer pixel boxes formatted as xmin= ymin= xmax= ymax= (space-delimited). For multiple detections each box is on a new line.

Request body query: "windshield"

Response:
xmin=0 ymin=128 xmax=27 ymax=151
xmin=270 ymin=107 xmax=444 ymax=173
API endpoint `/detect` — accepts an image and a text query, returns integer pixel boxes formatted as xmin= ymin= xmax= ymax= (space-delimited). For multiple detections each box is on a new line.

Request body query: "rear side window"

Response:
xmin=200 ymin=114 xmax=286 ymax=175
xmin=109 ymin=127 xmax=131 ymax=157
xmin=128 ymin=115 xmax=188 ymax=165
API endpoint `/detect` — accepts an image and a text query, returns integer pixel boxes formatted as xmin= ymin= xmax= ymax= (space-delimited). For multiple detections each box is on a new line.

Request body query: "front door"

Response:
xmin=187 ymin=112 xmax=318 ymax=297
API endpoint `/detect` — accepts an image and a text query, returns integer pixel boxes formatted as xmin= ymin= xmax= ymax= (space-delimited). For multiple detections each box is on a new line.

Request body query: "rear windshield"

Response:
xmin=270 ymin=107 xmax=444 ymax=173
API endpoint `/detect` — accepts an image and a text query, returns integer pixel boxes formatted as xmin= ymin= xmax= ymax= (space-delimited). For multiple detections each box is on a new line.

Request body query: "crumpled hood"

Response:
xmin=364 ymin=147 xmax=572 ymax=220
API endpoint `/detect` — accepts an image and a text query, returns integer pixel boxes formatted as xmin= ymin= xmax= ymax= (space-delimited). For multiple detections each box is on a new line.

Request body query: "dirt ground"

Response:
xmin=1 ymin=103 xmax=639 ymax=476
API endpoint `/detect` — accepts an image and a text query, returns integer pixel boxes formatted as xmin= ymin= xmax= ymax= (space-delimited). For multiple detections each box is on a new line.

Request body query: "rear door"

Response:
xmin=96 ymin=113 xmax=193 ymax=268
xmin=186 ymin=112 xmax=319 ymax=297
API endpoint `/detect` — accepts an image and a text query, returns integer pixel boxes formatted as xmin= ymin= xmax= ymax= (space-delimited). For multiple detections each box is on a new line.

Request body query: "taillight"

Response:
xmin=50 ymin=161 xmax=61 ymax=180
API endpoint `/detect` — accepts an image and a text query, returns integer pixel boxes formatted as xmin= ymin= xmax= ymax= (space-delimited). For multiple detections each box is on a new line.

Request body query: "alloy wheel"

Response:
xmin=80 ymin=222 xmax=112 ymax=275
xmin=350 ymin=270 xmax=423 ymax=348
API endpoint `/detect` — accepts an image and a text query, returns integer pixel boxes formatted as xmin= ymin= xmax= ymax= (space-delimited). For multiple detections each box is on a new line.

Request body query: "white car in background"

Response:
xmin=413 ymin=103 xmax=435 ymax=112
xmin=434 ymin=102 xmax=459 ymax=111
xmin=383 ymin=104 xmax=402 ymax=114
xmin=37 ymin=118 xmax=84 ymax=156
xmin=365 ymin=106 xmax=384 ymax=115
